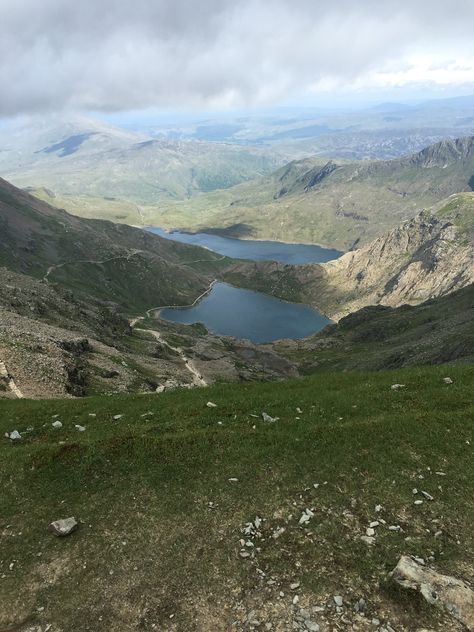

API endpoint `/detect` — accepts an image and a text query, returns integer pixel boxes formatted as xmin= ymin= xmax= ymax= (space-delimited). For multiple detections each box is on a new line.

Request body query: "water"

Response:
xmin=160 ymin=282 xmax=331 ymax=343
xmin=150 ymin=227 xmax=341 ymax=342
xmin=147 ymin=227 xmax=341 ymax=264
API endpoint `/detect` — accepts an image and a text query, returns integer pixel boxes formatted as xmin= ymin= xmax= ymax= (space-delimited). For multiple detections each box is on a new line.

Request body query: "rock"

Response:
xmin=375 ymin=504 xmax=383 ymax=512
xmin=75 ymin=425 xmax=86 ymax=432
xmin=369 ymin=521 xmax=380 ymax=528
xmin=290 ymin=582 xmax=300 ymax=590
xmin=354 ymin=598 xmax=366 ymax=613
xmin=206 ymin=401 xmax=217 ymax=408
xmin=391 ymin=384 xmax=406 ymax=390
xmin=48 ymin=517 xmax=78 ymax=537
xmin=421 ymin=490 xmax=434 ymax=501
xmin=228 ymin=477 xmax=239 ymax=483
xmin=334 ymin=595 xmax=343 ymax=607
xmin=113 ymin=414 xmax=123 ymax=420
xmin=366 ymin=527 xmax=376 ymax=537
xmin=361 ymin=535 xmax=375 ymax=546
xmin=299 ymin=508 xmax=314 ymax=525
xmin=8 ymin=430 xmax=22 ymax=440
xmin=305 ymin=622 xmax=319 ymax=631
xmin=391 ymin=555 xmax=474 ymax=629
xmin=262 ymin=412 xmax=279 ymax=423
xmin=443 ymin=377 xmax=453 ymax=384
xmin=51 ymin=421 xmax=62 ymax=429
xmin=414 ymin=500 xmax=423 ymax=505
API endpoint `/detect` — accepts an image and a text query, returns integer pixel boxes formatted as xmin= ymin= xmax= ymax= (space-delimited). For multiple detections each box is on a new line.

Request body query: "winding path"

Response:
xmin=43 ymin=249 xmax=144 ymax=282
xmin=135 ymin=328 xmax=207 ymax=387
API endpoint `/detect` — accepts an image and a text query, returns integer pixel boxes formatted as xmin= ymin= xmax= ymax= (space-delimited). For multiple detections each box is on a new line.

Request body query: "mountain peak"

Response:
xmin=409 ymin=136 xmax=474 ymax=167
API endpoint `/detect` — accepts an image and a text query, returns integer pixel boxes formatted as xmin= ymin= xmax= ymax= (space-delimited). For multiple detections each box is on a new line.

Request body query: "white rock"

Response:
xmin=443 ymin=377 xmax=453 ymax=384
xmin=375 ymin=504 xmax=382 ymax=512
xmin=113 ymin=414 xmax=123 ymax=420
xmin=421 ymin=490 xmax=434 ymax=501
xmin=296 ymin=407 xmax=303 ymax=414
xmin=262 ymin=412 xmax=279 ymax=423
xmin=206 ymin=401 xmax=217 ymax=408
xmin=52 ymin=421 xmax=63 ymax=429
xmin=361 ymin=535 xmax=375 ymax=546
xmin=290 ymin=582 xmax=300 ymax=590
xmin=333 ymin=595 xmax=343 ymax=607
xmin=414 ymin=500 xmax=423 ymax=505
xmin=75 ymin=425 xmax=86 ymax=432
xmin=49 ymin=517 xmax=78 ymax=537
xmin=391 ymin=384 xmax=406 ymax=390
xmin=369 ymin=521 xmax=380 ymax=528
xmin=8 ymin=430 xmax=22 ymax=441
xmin=392 ymin=555 xmax=474 ymax=629
xmin=366 ymin=527 xmax=376 ymax=537
xmin=228 ymin=478 xmax=239 ymax=483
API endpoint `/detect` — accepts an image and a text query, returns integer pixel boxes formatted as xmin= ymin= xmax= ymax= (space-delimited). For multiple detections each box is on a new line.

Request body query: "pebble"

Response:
xmin=228 ymin=478 xmax=239 ymax=483
xmin=375 ymin=504 xmax=382 ymax=513
xmin=113 ymin=414 xmax=123 ymax=420
xmin=206 ymin=401 xmax=217 ymax=408
xmin=290 ymin=582 xmax=300 ymax=590
xmin=366 ymin=528 xmax=376 ymax=537
xmin=52 ymin=421 xmax=63 ymax=429
xmin=305 ymin=622 xmax=319 ymax=631
xmin=420 ymin=490 xmax=434 ymax=501
xmin=414 ymin=500 xmax=423 ymax=505
xmin=333 ymin=596 xmax=343 ymax=607
xmin=7 ymin=430 xmax=21 ymax=441
xmin=361 ymin=535 xmax=375 ymax=545
xmin=75 ymin=425 xmax=86 ymax=432
xmin=443 ymin=377 xmax=453 ymax=384
xmin=391 ymin=384 xmax=406 ymax=390
xmin=369 ymin=521 xmax=380 ymax=528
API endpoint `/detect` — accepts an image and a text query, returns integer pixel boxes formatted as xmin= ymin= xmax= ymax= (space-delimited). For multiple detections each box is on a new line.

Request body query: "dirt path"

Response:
xmin=0 ymin=361 xmax=24 ymax=398
xmin=129 ymin=279 xmax=218 ymax=388
xmin=43 ymin=249 xmax=144 ymax=282
xmin=135 ymin=328 xmax=207 ymax=387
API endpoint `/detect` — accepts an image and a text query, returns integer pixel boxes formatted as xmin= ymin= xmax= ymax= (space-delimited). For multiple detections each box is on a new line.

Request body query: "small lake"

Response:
xmin=160 ymin=282 xmax=331 ymax=343
xmin=147 ymin=227 xmax=342 ymax=264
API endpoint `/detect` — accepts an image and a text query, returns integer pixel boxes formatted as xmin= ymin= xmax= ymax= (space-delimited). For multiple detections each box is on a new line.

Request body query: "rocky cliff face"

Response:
xmin=222 ymin=193 xmax=474 ymax=321
xmin=322 ymin=205 xmax=474 ymax=319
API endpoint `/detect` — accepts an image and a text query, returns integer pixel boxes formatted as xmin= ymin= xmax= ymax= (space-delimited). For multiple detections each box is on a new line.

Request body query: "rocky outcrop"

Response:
xmin=321 ymin=208 xmax=474 ymax=320
xmin=392 ymin=555 xmax=474 ymax=630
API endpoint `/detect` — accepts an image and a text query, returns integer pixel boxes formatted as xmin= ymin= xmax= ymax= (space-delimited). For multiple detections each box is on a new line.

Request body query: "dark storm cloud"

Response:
xmin=1 ymin=0 xmax=473 ymax=115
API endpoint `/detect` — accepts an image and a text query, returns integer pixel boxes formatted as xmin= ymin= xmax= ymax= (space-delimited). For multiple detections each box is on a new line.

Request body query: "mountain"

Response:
xmin=0 ymin=115 xmax=283 ymax=205
xmin=0 ymin=178 xmax=297 ymax=398
xmin=222 ymin=193 xmax=474 ymax=319
xmin=152 ymin=136 xmax=474 ymax=250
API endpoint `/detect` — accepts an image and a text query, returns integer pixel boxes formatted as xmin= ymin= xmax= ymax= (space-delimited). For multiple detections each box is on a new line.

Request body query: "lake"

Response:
xmin=147 ymin=227 xmax=342 ymax=264
xmin=160 ymin=282 xmax=331 ymax=343
xmin=150 ymin=228 xmax=340 ymax=342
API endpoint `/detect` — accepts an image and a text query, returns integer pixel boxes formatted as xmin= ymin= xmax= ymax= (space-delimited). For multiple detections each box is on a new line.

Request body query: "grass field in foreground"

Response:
xmin=1 ymin=364 xmax=473 ymax=631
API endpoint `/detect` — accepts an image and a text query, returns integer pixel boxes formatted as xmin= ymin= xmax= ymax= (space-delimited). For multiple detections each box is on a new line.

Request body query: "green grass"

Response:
xmin=1 ymin=365 xmax=473 ymax=630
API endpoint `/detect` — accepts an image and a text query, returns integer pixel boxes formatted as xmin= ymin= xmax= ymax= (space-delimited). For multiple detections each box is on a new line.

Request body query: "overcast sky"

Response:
xmin=1 ymin=0 xmax=474 ymax=117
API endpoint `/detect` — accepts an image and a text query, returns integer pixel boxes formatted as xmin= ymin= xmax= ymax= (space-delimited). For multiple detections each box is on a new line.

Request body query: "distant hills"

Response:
xmin=0 ymin=115 xmax=283 ymax=205
xmin=156 ymin=136 xmax=474 ymax=250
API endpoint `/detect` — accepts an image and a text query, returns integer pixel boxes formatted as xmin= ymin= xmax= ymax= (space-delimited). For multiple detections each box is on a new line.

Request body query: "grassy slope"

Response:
xmin=272 ymin=284 xmax=474 ymax=373
xmin=1 ymin=365 xmax=473 ymax=631
xmin=117 ymin=139 xmax=474 ymax=250
xmin=0 ymin=178 xmax=234 ymax=313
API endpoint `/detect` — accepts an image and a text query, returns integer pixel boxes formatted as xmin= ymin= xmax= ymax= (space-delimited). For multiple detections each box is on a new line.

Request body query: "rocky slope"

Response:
xmin=0 ymin=178 xmax=296 ymax=398
xmin=222 ymin=193 xmax=474 ymax=320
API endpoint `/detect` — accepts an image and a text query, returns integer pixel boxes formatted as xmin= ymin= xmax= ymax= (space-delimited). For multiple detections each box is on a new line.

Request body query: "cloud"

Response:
xmin=0 ymin=0 xmax=474 ymax=116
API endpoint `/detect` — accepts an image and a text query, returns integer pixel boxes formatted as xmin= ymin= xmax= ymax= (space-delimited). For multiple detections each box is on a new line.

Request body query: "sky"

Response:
xmin=1 ymin=0 xmax=474 ymax=118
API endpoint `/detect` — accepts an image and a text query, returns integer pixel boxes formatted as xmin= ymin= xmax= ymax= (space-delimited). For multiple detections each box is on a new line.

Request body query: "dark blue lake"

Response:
xmin=147 ymin=227 xmax=342 ymax=264
xmin=160 ymin=282 xmax=331 ymax=343
xmin=149 ymin=228 xmax=340 ymax=342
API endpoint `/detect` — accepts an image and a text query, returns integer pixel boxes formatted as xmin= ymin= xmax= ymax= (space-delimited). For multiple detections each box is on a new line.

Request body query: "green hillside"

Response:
xmin=137 ymin=137 xmax=474 ymax=250
xmin=1 ymin=365 xmax=473 ymax=631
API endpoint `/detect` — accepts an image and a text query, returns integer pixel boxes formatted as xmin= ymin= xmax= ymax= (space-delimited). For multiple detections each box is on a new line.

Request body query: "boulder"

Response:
xmin=392 ymin=555 xmax=474 ymax=629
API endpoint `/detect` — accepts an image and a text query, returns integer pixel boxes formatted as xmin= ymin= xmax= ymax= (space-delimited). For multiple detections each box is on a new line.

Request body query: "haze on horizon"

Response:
xmin=1 ymin=0 xmax=474 ymax=121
